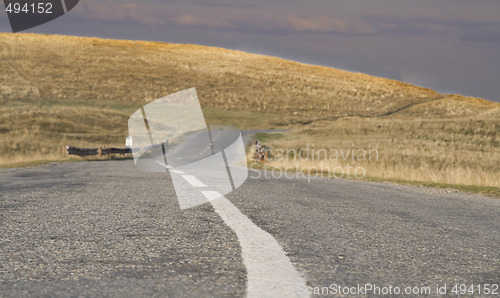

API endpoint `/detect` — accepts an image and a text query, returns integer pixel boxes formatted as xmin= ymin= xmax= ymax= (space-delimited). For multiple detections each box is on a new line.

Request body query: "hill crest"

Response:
xmin=0 ymin=33 xmax=498 ymax=119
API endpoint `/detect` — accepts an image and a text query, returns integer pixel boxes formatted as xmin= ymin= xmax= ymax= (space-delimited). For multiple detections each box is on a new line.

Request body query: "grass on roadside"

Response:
xmin=250 ymin=114 xmax=500 ymax=195
xmin=249 ymin=160 xmax=500 ymax=198
xmin=0 ymin=98 xmax=281 ymax=168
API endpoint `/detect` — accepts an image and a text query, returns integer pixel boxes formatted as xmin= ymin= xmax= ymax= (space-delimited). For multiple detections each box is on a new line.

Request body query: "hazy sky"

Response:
xmin=1 ymin=0 xmax=499 ymax=102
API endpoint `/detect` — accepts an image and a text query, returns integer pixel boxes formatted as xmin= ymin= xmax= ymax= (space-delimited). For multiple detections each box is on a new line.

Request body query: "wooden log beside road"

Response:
xmin=66 ymin=146 xmax=99 ymax=157
xmin=65 ymin=146 xmax=132 ymax=157
xmin=100 ymin=147 xmax=132 ymax=155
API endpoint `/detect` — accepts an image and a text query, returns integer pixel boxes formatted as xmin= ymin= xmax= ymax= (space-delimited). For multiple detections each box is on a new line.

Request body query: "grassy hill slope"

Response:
xmin=2 ymin=33 xmax=489 ymax=115
xmin=0 ymin=33 xmax=498 ymax=192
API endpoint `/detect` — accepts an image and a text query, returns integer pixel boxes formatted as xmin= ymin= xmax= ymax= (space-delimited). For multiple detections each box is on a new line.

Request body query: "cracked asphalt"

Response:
xmin=1 ymin=160 xmax=499 ymax=297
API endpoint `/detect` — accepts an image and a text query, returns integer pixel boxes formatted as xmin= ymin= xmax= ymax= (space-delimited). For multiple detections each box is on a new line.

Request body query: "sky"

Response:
xmin=1 ymin=0 xmax=499 ymax=102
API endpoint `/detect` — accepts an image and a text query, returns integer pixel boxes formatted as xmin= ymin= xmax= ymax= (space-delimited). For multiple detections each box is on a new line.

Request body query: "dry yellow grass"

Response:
xmin=0 ymin=98 xmax=280 ymax=167
xmin=0 ymin=33 xmax=499 ymax=191
xmin=0 ymin=99 xmax=130 ymax=166
xmin=254 ymin=114 xmax=500 ymax=187
xmin=0 ymin=33 xmax=444 ymax=118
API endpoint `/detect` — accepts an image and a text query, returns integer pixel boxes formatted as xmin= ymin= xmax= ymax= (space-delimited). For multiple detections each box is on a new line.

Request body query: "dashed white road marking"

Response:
xmin=182 ymin=175 xmax=208 ymax=187
xmin=203 ymin=191 xmax=309 ymax=298
xmin=165 ymin=165 xmax=308 ymax=297
xmin=156 ymin=162 xmax=184 ymax=174
xmin=156 ymin=161 xmax=173 ymax=169
xmin=201 ymin=191 xmax=224 ymax=201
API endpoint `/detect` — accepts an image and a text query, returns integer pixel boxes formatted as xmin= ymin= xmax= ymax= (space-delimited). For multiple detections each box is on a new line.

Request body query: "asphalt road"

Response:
xmin=1 ymin=159 xmax=499 ymax=297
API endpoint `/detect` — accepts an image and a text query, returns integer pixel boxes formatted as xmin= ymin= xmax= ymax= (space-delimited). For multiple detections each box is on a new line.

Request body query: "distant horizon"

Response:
xmin=1 ymin=0 xmax=499 ymax=103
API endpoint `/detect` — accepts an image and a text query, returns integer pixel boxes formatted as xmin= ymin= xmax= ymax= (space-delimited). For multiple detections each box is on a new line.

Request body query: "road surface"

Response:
xmin=1 ymin=160 xmax=499 ymax=297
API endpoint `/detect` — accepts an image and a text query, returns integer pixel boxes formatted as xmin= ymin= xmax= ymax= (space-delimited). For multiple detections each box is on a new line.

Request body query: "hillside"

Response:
xmin=2 ymin=33 xmax=498 ymax=120
xmin=0 ymin=33 xmax=499 ymax=191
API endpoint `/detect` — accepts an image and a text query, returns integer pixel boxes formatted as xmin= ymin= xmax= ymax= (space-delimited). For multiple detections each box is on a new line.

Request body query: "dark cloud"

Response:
xmin=363 ymin=13 xmax=500 ymax=43
xmin=74 ymin=3 xmax=167 ymax=27
xmin=70 ymin=3 xmax=377 ymax=35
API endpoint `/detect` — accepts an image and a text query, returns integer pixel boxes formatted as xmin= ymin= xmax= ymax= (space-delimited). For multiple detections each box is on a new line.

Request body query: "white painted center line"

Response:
xmin=156 ymin=161 xmax=173 ymax=169
xmin=155 ymin=162 xmax=185 ymax=174
xmin=204 ymin=191 xmax=309 ymax=298
xmin=201 ymin=191 xmax=224 ymax=202
xmin=168 ymin=168 xmax=307 ymax=296
xmin=182 ymin=175 xmax=208 ymax=187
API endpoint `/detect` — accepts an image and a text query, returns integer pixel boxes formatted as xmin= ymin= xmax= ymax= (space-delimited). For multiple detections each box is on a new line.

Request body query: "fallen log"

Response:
xmin=101 ymin=147 xmax=132 ymax=155
xmin=66 ymin=146 xmax=99 ymax=157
